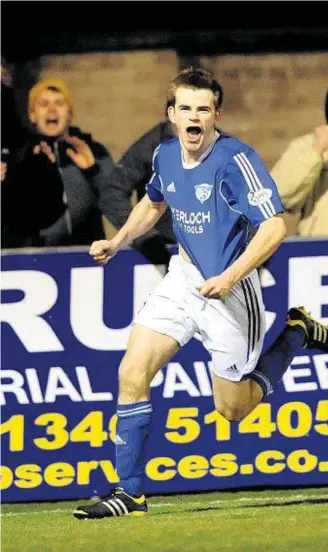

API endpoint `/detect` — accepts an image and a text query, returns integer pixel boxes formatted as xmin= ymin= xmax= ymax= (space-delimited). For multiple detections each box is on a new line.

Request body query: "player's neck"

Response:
xmin=181 ymin=131 xmax=219 ymax=168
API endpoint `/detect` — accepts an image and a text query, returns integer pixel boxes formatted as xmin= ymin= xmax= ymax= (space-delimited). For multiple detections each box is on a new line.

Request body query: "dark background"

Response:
xmin=2 ymin=1 xmax=328 ymax=62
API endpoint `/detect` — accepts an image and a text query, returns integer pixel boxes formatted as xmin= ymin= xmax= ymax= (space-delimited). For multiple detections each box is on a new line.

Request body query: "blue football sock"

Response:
xmin=115 ymin=401 xmax=152 ymax=497
xmin=250 ymin=326 xmax=306 ymax=396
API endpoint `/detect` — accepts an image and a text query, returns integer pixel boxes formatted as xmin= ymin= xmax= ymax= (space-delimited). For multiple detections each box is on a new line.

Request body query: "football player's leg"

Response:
xmin=249 ymin=306 xmax=327 ymax=398
xmin=208 ymin=294 xmax=306 ymax=419
xmin=197 ymin=270 xmax=266 ymax=420
xmin=74 ymin=325 xmax=180 ymax=519
xmin=211 ymin=305 xmax=328 ymax=421
xmin=114 ymin=260 xmax=196 ymax=500
xmin=212 ymin=374 xmax=262 ymax=422
xmin=115 ymin=324 xmax=180 ymax=498
xmin=74 ymin=263 xmax=196 ymax=519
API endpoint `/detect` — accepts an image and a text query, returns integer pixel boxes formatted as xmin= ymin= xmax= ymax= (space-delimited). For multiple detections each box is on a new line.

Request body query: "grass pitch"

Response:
xmin=2 ymin=486 xmax=328 ymax=551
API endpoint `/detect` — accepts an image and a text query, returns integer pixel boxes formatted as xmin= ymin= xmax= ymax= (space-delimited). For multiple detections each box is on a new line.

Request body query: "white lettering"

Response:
xmin=194 ymin=362 xmax=212 ymax=396
xmin=70 ymin=265 xmax=164 ymax=351
xmin=150 ymin=369 xmax=164 ymax=388
xmin=0 ymin=370 xmax=29 ymax=405
xmin=314 ymin=354 xmax=328 ymax=389
xmin=133 ymin=264 xmax=166 ymax=312
xmin=76 ymin=366 xmax=113 ymax=401
xmin=282 ymin=356 xmax=318 ymax=392
xmin=44 ymin=367 xmax=82 ymax=403
xmin=25 ymin=368 xmax=43 ymax=403
xmin=163 ymin=362 xmax=201 ymax=398
xmin=289 ymin=257 xmax=328 ymax=324
xmin=171 ymin=208 xmax=211 ymax=227
xmin=0 ymin=271 xmax=64 ymax=352
xmin=0 ymin=366 xmax=116 ymax=405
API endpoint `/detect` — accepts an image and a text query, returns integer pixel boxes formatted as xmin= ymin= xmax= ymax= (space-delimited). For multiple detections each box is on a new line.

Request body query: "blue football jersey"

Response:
xmin=146 ymin=133 xmax=284 ymax=279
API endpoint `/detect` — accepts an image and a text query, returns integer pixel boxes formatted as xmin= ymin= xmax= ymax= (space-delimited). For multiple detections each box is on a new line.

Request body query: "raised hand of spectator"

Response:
xmin=314 ymin=125 xmax=328 ymax=154
xmin=1 ymin=162 xmax=7 ymax=181
xmin=66 ymin=136 xmax=96 ymax=169
xmin=33 ymin=141 xmax=56 ymax=163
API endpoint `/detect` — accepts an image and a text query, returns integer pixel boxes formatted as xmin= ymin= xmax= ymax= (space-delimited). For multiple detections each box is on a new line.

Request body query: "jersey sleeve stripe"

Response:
xmin=147 ymin=172 xmax=156 ymax=186
xmin=145 ymin=172 xmax=156 ymax=194
xmin=152 ymin=144 xmax=161 ymax=170
xmin=235 ymin=153 xmax=274 ymax=218
xmin=233 ymin=154 xmax=270 ymax=220
xmin=239 ymin=152 xmax=277 ymax=217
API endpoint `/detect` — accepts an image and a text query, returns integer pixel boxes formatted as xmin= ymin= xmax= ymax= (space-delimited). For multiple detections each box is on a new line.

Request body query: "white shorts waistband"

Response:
xmin=169 ymin=254 xmax=205 ymax=287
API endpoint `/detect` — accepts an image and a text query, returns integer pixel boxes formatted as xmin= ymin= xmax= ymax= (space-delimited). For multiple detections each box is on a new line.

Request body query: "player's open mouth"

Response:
xmin=186 ymin=126 xmax=202 ymax=142
xmin=46 ymin=118 xmax=59 ymax=127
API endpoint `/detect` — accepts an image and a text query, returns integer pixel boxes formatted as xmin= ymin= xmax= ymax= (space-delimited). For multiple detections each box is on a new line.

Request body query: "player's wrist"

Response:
xmin=222 ymin=266 xmax=240 ymax=288
xmin=109 ymin=238 xmax=121 ymax=253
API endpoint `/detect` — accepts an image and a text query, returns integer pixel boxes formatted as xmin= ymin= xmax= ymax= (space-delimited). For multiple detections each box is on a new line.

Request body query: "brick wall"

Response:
xmin=37 ymin=50 xmax=328 ymax=167
xmin=201 ymin=52 xmax=328 ymax=168
xmin=39 ymin=51 xmax=179 ymax=161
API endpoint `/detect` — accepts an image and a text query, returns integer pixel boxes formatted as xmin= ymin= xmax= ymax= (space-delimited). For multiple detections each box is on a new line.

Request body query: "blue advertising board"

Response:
xmin=1 ymin=240 xmax=327 ymax=502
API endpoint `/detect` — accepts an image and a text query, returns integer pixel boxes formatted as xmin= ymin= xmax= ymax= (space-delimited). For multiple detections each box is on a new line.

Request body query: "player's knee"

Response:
xmin=215 ymin=402 xmax=246 ymax=422
xmin=118 ymin=360 xmax=148 ymax=401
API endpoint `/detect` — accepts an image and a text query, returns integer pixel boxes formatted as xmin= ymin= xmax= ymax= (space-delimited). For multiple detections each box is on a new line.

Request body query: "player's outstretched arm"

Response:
xmin=89 ymin=194 xmax=167 ymax=265
xmin=198 ymin=215 xmax=286 ymax=299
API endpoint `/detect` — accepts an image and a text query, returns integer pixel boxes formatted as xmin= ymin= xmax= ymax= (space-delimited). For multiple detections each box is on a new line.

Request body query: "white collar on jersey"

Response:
xmin=181 ymin=130 xmax=220 ymax=170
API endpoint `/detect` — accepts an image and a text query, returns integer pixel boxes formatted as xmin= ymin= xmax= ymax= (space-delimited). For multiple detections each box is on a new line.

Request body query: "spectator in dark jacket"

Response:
xmin=1 ymin=58 xmax=28 ymax=181
xmin=1 ymin=58 xmax=27 ymax=152
xmin=105 ymin=119 xmax=177 ymax=266
xmin=2 ymin=78 xmax=115 ymax=248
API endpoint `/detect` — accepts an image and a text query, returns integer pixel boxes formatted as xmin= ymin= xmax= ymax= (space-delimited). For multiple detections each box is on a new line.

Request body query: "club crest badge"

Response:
xmin=194 ymin=183 xmax=213 ymax=204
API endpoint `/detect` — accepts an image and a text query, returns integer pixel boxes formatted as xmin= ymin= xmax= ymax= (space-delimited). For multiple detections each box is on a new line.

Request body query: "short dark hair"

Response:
xmin=167 ymin=67 xmax=223 ymax=110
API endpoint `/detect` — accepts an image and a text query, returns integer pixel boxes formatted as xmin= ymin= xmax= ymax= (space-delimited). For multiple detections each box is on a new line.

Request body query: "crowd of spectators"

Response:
xmin=1 ymin=61 xmax=327 ymax=265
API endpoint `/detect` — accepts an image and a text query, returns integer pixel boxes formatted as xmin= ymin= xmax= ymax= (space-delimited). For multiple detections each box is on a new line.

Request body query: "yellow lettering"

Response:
xmin=204 ymin=410 xmax=231 ymax=441
xmin=277 ymin=402 xmax=312 ymax=438
xmin=287 ymin=449 xmax=318 ymax=473
xmin=108 ymin=414 xmax=118 ymax=444
xmin=77 ymin=461 xmax=99 ymax=485
xmin=146 ymin=457 xmax=176 ymax=481
xmin=0 ymin=415 xmax=24 ymax=451
xmin=70 ymin=412 xmax=107 ymax=448
xmin=210 ymin=454 xmax=238 ymax=477
xmin=44 ymin=462 xmax=75 ymax=487
xmin=0 ymin=466 xmax=13 ymax=490
xmin=239 ymin=404 xmax=276 ymax=438
xmin=314 ymin=400 xmax=328 ymax=436
xmin=165 ymin=408 xmax=200 ymax=444
xmin=178 ymin=455 xmax=209 ymax=479
xmin=99 ymin=460 xmax=119 ymax=484
xmin=255 ymin=450 xmax=285 ymax=474
xmin=15 ymin=464 xmax=42 ymax=489
xmin=34 ymin=413 xmax=69 ymax=450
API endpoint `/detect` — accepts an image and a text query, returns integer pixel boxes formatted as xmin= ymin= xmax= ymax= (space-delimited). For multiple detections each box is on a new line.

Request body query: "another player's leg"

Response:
xmin=73 ymin=325 xmax=179 ymax=519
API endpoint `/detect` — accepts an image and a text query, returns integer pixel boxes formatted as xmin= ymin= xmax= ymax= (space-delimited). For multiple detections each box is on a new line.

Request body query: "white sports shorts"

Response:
xmin=135 ymin=254 xmax=266 ymax=382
